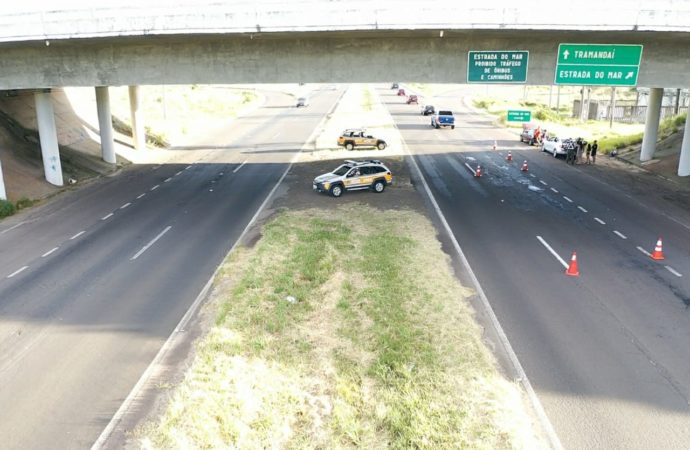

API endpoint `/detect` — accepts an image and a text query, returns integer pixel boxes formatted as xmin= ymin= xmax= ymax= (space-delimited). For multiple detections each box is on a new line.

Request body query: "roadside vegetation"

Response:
xmin=474 ymin=97 xmax=686 ymax=154
xmin=108 ymin=85 xmax=259 ymax=145
xmin=0 ymin=197 xmax=38 ymax=219
xmin=137 ymin=205 xmax=539 ymax=449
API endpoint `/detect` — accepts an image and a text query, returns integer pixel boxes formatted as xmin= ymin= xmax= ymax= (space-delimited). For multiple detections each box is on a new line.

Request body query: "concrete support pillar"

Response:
xmin=34 ymin=90 xmax=63 ymax=186
xmin=95 ymin=86 xmax=116 ymax=164
xmin=678 ymin=110 xmax=690 ymax=176
xmin=0 ymin=158 xmax=7 ymax=200
xmin=640 ymin=87 xmax=663 ymax=162
xmin=128 ymin=85 xmax=146 ymax=150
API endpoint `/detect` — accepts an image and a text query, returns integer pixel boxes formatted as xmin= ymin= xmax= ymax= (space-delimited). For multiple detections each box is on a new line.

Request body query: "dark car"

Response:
xmin=406 ymin=95 xmax=418 ymax=104
xmin=391 ymin=83 xmax=399 ymax=89
xmin=421 ymin=105 xmax=435 ymax=116
xmin=397 ymin=88 xmax=406 ymax=96
xmin=520 ymin=123 xmax=540 ymax=145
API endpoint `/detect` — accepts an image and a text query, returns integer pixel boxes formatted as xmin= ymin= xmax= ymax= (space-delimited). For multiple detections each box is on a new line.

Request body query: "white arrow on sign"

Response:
xmin=563 ymin=49 xmax=570 ymax=60
xmin=625 ymin=71 xmax=634 ymax=79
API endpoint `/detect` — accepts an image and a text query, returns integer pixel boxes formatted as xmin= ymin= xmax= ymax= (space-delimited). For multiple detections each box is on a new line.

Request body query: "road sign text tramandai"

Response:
xmin=467 ymin=51 xmax=529 ymax=84
xmin=554 ymin=44 xmax=643 ymax=87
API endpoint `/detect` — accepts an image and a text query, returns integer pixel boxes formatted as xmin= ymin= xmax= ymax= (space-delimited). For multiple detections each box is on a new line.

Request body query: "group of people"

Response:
xmin=564 ymin=137 xmax=598 ymax=165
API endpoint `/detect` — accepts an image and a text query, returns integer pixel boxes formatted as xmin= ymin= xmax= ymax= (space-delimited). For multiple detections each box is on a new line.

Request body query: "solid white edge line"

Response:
xmin=637 ymin=246 xmax=652 ymax=257
xmin=150 ymin=185 xmax=159 ymax=191
xmin=563 ymin=196 xmax=573 ymax=203
xmin=594 ymin=217 xmax=606 ymax=225
xmin=42 ymin=247 xmax=59 ymax=258
xmin=577 ymin=206 xmax=588 ymax=213
xmin=536 ymin=235 xmax=570 ymax=269
xmin=7 ymin=265 xmax=28 ymax=278
xmin=550 ymin=187 xmax=559 ymax=193
xmin=70 ymin=230 xmax=85 ymax=240
xmin=613 ymin=230 xmax=627 ymax=239
xmin=91 ymin=87 xmax=348 ymax=450
xmin=136 ymin=194 xmax=146 ymax=199
xmin=665 ymin=266 xmax=683 ymax=277
xmin=394 ymin=117 xmax=563 ymax=447
xmin=130 ymin=226 xmax=172 ymax=261
xmin=120 ymin=203 xmax=131 ymax=210
xmin=101 ymin=213 xmax=114 ymax=221
xmin=232 ymin=160 xmax=248 ymax=173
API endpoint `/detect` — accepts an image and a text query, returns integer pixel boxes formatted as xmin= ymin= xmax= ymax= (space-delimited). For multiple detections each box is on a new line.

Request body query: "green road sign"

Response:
xmin=507 ymin=110 xmax=531 ymax=122
xmin=468 ymin=51 xmax=528 ymax=83
xmin=554 ymin=44 xmax=643 ymax=86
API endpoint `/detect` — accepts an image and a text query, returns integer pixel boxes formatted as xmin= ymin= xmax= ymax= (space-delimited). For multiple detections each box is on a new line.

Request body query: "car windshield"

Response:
xmin=332 ymin=165 xmax=351 ymax=176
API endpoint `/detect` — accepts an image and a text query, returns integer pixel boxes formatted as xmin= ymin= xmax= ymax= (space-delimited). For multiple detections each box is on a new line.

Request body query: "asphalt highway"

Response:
xmin=0 ymin=86 xmax=343 ymax=449
xmin=379 ymin=86 xmax=690 ymax=449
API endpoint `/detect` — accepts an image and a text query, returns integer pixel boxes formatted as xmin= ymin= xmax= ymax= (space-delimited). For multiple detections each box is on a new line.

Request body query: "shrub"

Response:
xmin=598 ymin=133 xmax=644 ymax=154
xmin=533 ymin=106 xmax=561 ymax=122
xmin=473 ymin=99 xmax=494 ymax=109
xmin=15 ymin=197 xmax=36 ymax=210
xmin=0 ymin=199 xmax=16 ymax=218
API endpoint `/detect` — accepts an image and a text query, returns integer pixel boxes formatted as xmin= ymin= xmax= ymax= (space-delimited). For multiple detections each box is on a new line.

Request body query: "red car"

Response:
xmin=397 ymin=88 xmax=406 ymax=96
xmin=406 ymin=95 xmax=418 ymax=104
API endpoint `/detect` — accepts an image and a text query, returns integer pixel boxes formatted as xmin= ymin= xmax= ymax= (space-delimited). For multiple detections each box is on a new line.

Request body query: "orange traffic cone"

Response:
xmin=565 ymin=251 xmax=580 ymax=276
xmin=651 ymin=237 xmax=665 ymax=260
xmin=506 ymin=151 xmax=513 ymax=162
xmin=521 ymin=160 xmax=529 ymax=172
xmin=475 ymin=165 xmax=482 ymax=177
xmin=493 ymin=140 xmax=497 ymax=150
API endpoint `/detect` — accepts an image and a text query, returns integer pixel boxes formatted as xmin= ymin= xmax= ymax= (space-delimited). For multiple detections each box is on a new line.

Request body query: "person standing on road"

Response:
xmin=576 ymin=138 xmax=584 ymax=164
xmin=585 ymin=142 xmax=592 ymax=164
xmin=591 ymin=140 xmax=598 ymax=164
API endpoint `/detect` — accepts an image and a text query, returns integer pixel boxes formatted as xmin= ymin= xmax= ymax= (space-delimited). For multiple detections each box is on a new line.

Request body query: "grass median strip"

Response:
xmin=137 ymin=205 xmax=538 ymax=449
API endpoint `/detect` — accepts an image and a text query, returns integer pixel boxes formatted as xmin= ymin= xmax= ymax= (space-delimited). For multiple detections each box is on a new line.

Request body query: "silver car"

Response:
xmin=542 ymin=136 xmax=569 ymax=157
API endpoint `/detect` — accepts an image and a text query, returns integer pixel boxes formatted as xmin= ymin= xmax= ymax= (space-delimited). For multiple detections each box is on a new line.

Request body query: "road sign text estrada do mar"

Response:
xmin=468 ymin=51 xmax=529 ymax=83
xmin=554 ymin=44 xmax=643 ymax=86
xmin=507 ymin=110 xmax=531 ymax=122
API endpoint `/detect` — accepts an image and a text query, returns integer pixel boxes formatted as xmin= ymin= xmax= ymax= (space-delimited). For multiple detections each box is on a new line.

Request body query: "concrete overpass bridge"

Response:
xmin=1 ymin=0 xmax=690 ymax=196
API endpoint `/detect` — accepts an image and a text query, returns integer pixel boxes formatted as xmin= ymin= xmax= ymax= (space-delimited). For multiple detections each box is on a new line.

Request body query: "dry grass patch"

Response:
xmin=138 ymin=205 xmax=542 ymax=449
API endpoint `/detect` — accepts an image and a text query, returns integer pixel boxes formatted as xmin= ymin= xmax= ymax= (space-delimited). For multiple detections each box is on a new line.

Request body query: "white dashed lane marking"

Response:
xmin=185 ymin=165 xmax=192 ymax=170
xmin=175 ymin=171 xmax=182 ymax=176
xmin=637 ymin=246 xmax=652 ymax=257
xmin=101 ymin=213 xmax=114 ymax=221
xmin=7 ymin=266 xmax=28 ymax=278
xmin=120 ymin=203 xmax=131 ymax=210
xmin=563 ymin=196 xmax=573 ymax=203
xmin=536 ymin=236 xmax=569 ymax=269
xmin=70 ymin=231 xmax=86 ymax=240
xmin=550 ymin=187 xmax=559 ymax=193
xmin=539 ymin=180 xmax=548 ymax=186
xmin=41 ymin=247 xmax=60 ymax=258
xmin=594 ymin=217 xmax=606 ymax=225
xmin=151 ymin=185 xmax=159 ymax=191
xmin=131 ymin=226 xmax=172 ymax=261
xmin=578 ymin=206 xmax=588 ymax=213
xmin=613 ymin=230 xmax=627 ymax=239
xmin=42 ymin=247 xmax=59 ymax=258
xmin=164 ymin=178 xmax=172 ymax=183
xmin=665 ymin=266 xmax=683 ymax=277
xmin=233 ymin=160 xmax=248 ymax=173
xmin=529 ymin=174 xmax=536 ymax=178
xmin=136 ymin=194 xmax=145 ymax=199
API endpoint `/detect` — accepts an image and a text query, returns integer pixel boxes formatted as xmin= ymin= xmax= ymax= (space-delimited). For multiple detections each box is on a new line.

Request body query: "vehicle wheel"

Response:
xmin=345 ymin=142 xmax=354 ymax=151
xmin=330 ymin=184 xmax=343 ymax=198
xmin=451 ymin=125 xmax=455 ymax=130
xmin=372 ymin=180 xmax=385 ymax=193
xmin=377 ymin=141 xmax=386 ymax=150
xmin=553 ymin=149 xmax=557 ymax=157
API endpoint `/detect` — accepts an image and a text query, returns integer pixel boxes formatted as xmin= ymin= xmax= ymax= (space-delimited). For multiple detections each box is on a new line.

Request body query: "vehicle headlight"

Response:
xmin=323 ymin=182 xmax=331 ymax=189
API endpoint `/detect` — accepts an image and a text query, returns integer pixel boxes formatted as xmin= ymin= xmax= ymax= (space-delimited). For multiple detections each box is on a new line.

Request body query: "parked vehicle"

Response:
xmin=296 ymin=96 xmax=309 ymax=107
xmin=397 ymin=88 xmax=406 ymax=96
xmin=313 ymin=159 xmax=394 ymax=197
xmin=520 ymin=123 xmax=542 ymax=145
xmin=541 ymin=136 xmax=569 ymax=157
xmin=337 ymin=128 xmax=387 ymax=150
xmin=391 ymin=83 xmax=399 ymax=89
xmin=431 ymin=110 xmax=455 ymax=129
xmin=421 ymin=105 xmax=435 ymax=116
xmin=406 ymin=95 xmax=418 ymax=104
